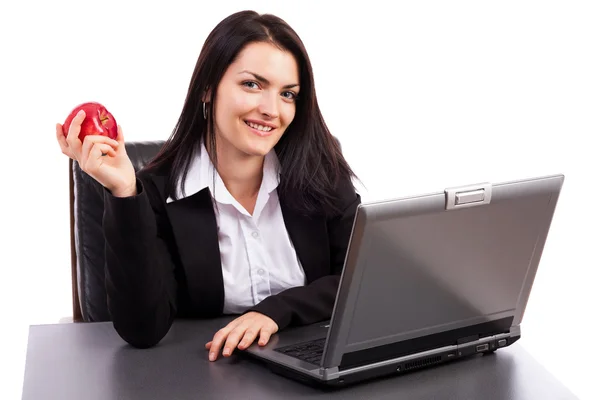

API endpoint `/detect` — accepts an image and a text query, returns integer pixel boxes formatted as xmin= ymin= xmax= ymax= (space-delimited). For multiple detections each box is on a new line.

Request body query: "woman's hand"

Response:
xmin=56 ymin=110 xmax=137 ymax=197
xmin=205 ymin=312 xmax=279 ymax=361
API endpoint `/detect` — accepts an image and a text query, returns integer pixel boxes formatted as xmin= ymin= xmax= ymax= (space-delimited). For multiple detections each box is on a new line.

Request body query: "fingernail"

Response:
xmin=223 ymin=348 xmax=231 ymax=356
xmin=209 ymin=352 xmax=216 ymax=361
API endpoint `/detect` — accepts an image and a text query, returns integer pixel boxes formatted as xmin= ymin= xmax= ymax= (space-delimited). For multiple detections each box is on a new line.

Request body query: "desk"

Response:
xmin=22 ymin=317 xmax=576 ymax=400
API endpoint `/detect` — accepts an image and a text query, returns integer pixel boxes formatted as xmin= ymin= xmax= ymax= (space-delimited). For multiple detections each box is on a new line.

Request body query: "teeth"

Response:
xmin=246 ymin=121 xmax=273 ymax=132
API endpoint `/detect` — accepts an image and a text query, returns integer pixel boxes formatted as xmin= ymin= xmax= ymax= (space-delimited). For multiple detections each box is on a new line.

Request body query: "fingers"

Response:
xmin=238 ymin=327 xmax=259 ymax=350
xmin=80 ymin=143 xmax=117 ymax=173
xmin=221 ymin=325 xmax=253 ymax=355
xmin=81 ymin=135 xmax=120 ymax=158
xmin=56 ymin=123 xmax=65 ymax=142
xmin=83 ymin=143 xmax=117 ymax=169
xmin=65 ymin=110 xmax=86 ymax=157
xmin=80 ymin=136 xmax=119 ymax=169
xmin=206 ymin=314 xmax=278 ymax=361
xmin=207 ymin=320 xmax=251 ymax=361
xmin=56 ymin=123 xmax=72 ymax=158
xmin=66 ymin=110 xmax=85 ymax=142
xmin=208 ymin=327 xmax=231 ymax=362
xmin=258 ymin=328 xmax=273 ymax=346
xmin=116 ymin=125 xmax=125 ymax=145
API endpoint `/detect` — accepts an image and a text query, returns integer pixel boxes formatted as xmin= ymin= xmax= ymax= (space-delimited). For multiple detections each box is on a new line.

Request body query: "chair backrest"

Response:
xmin=69 ymin=140 xmax=165 ymax=322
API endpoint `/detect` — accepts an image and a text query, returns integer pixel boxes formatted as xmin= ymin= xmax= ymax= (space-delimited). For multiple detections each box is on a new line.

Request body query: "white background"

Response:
xmin=1 ymin=1 xmax=598 ymax=399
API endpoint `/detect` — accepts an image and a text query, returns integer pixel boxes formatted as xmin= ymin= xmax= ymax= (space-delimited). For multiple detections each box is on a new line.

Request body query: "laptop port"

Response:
xmin=476 ymin=344 xmax=489 ymax=352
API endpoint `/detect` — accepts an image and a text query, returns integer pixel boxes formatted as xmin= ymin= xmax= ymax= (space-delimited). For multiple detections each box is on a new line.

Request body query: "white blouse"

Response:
xmin=166 ymin=144 xmax=307 ymax=314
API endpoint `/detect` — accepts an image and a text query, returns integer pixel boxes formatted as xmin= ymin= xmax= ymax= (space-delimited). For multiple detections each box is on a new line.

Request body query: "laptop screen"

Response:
xmin=343 ymin=190 xmax=554 ymax=352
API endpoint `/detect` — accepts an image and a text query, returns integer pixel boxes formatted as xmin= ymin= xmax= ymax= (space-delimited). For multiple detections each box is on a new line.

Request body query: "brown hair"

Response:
xmin=144 ymin=10 xmax=356 ymax=216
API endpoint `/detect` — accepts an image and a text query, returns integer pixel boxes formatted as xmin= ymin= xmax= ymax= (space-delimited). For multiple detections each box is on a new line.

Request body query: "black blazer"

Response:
xmin=101 ymin=166 xmax=361 ymax=348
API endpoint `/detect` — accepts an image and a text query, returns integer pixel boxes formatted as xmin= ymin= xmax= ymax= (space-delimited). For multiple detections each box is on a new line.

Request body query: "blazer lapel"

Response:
xmin=150 ymin=173 xmax=329 ymax=315
xmin=164 ymin=187 xmax=224 ymax=316
xmin=279 ymin=197 xmax=330 ymax=283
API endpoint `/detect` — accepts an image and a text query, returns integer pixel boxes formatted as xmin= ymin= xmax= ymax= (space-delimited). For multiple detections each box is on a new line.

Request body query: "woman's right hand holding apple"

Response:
xmin=56 ymin=110 xmax=138 ymax=197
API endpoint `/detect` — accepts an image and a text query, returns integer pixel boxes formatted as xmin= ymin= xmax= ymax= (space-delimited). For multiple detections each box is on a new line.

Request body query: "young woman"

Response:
xmin=56 ymin=10 xmax=361 ymax=362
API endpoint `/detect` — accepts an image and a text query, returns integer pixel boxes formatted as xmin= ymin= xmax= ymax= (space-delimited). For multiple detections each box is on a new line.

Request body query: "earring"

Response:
xmin=203 ymin=102 xmax=207 ymax=120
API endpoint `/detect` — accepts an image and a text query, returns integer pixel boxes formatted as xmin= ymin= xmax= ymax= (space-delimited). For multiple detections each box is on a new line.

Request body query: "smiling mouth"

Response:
xmin=245 ymin=121 xmax=274 ymax=132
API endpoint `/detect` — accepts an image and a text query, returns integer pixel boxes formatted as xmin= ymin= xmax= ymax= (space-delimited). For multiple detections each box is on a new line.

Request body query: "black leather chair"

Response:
xmin=69 ymin=140 xmax=165 ymax=322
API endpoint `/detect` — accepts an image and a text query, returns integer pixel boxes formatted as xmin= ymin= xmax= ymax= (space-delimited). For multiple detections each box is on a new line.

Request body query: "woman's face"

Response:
xmin=211 ymin=41 xmax=300 ymax=159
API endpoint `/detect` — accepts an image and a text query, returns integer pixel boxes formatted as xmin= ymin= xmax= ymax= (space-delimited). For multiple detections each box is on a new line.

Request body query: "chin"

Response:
xmin=241 ymin=137 xmax=279 ymax=157
xmin=242 ymin=144 xmax=273 ymax=157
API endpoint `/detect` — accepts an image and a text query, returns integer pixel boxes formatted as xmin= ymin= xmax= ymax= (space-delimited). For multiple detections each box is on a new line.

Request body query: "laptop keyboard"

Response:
xmin=274 ymin=338 xmax=326 ymax=365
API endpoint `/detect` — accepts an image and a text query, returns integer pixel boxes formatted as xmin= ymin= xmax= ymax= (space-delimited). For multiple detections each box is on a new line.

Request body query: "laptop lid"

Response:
xmin=321 ymin=174 xmax=564 ymax=370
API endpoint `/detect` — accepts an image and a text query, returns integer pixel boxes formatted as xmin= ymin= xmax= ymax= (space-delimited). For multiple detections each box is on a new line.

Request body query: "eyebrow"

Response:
xmin=239 ymin=70 xmax=299 ymax=89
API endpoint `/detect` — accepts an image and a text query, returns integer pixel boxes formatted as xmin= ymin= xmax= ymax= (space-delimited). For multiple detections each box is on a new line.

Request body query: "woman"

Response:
xmin=55 ymin=10 xmax=361 ymax=361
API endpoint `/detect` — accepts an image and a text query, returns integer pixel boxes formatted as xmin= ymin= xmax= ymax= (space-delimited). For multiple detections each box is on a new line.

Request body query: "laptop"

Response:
xmin=243 ymin=173 xmax=564 ymax=387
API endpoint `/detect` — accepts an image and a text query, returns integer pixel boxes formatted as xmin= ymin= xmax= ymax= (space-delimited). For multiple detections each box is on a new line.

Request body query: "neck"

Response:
xmin=209 ymin=137 xmax=264 ymax=201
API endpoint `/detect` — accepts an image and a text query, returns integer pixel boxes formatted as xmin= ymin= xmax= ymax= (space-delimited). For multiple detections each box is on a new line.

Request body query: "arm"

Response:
xmin=247 ymin=178 xmax=361 ymax=329
xmin=102 ymin=175 xmax=178 ymax=348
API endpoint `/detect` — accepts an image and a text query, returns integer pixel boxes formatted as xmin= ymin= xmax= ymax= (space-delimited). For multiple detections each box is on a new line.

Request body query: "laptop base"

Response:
xmin=259 ymin=351 xmax=492 ymax=389
xmin=248 ymin=334 xmax=520 ymax=388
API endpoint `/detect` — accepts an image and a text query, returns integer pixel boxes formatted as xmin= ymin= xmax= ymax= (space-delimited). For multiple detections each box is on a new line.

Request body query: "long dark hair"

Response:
xmin=143 ymin=10 xmax=357 ymax=216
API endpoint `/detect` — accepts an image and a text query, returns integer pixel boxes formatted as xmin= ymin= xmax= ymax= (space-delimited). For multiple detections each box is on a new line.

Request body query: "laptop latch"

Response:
xmin=445 ymin=183 xmax=492 ymax=210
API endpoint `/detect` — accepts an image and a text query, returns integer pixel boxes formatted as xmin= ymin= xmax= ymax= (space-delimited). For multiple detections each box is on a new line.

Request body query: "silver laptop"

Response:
xmin=244 ymin=174 xmax=564 ymax=387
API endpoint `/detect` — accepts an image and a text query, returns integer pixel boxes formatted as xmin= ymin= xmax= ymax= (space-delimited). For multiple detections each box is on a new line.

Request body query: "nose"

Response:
xmin=257 ymin=91 xmax=279 ymax=119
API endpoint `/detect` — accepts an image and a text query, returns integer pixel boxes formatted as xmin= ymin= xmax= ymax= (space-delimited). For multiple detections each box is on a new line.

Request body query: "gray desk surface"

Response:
xmin=22 ymin=317 xmax=577 ymax=400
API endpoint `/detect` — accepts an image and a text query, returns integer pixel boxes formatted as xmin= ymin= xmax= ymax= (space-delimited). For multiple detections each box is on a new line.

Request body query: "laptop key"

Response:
xmin=275 ymin=338 xmax=326 ymax=364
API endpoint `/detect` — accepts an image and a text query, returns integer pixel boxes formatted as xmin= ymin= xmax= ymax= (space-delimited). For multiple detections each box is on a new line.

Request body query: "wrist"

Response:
xmin=110 ymin=178 xmax=137 ymax=198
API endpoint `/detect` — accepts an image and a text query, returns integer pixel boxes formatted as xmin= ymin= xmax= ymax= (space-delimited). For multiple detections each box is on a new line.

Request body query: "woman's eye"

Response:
xmin=243 ymin=81 xmax=259 ymax=89
xmin=282 ymin=91 xmax=297 ymax=100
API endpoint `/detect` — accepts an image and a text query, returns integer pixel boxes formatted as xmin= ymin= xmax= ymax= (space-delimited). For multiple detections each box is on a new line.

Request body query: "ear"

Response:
xmin=202 ymin=87 xmax=212 ymax=103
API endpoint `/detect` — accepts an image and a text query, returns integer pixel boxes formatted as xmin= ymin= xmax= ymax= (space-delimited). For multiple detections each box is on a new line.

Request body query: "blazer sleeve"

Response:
xmin=102 ymin=173 xmax=178 ymax=348
xmin=247 ymin=178 xmax=361 ymax=329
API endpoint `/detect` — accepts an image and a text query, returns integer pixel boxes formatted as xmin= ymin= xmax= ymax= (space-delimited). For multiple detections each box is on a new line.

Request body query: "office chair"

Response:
xmin=69 ymin=140 xmax=165 ymax=322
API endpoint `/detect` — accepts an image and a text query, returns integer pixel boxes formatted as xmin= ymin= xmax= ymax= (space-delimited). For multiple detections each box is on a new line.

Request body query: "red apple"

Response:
xmin=62 ymin=102 xmax=118 ymax=141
